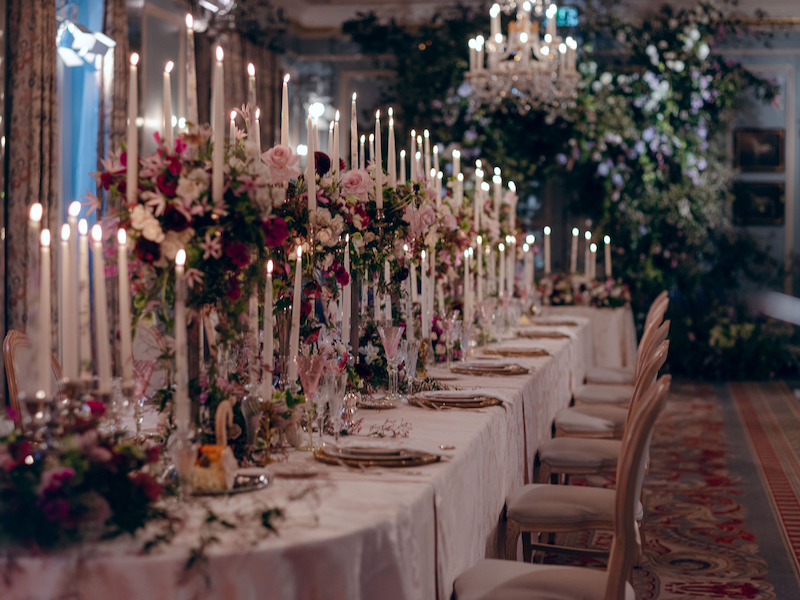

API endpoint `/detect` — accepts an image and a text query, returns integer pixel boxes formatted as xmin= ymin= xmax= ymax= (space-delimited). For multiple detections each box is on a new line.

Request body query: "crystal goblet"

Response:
xmin=377 ymin=320 xmax=405 ymax=407
xmin=294 ymin=354 xmax=326 ymax=451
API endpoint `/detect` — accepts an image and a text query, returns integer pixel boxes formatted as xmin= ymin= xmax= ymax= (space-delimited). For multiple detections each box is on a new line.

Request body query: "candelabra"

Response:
xmin=465 ymin=1 xmax=579 ymax=113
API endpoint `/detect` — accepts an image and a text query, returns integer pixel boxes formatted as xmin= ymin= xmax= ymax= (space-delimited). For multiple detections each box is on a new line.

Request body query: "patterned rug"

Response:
xmin=542 ymin=381 xmax=792 ymax=599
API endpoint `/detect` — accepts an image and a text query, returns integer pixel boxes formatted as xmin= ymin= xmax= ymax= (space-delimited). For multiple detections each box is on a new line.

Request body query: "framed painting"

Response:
xmin=733 ymin=129 xmax=785 ymax=172
xmin=733 ymin=182 xmax=785 ymax=226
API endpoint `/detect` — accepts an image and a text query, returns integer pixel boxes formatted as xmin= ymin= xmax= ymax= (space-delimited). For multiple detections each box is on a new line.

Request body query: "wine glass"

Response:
xmin=439 ymin=310 xmax=460 ymax=368
xmin=377 ymin=320 xmax=405 ymax=406
xmin=294 ymin=355 xmax=326 ymax=451
xmin=477 ymin=298 xmax=496 ymax=346
xmin=403 ymin=339 xmax=420 ymax=400
xmin=329 ymin=368 xmax=348 ymax=441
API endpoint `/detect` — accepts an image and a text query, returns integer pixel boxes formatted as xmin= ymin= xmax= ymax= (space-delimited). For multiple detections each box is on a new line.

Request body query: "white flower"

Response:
xmin=591 ymin=80 xmax=603 ymax=93
xmin=600 ymin=72 xmax=613 ymax=86
xmin=361 ymin=342 xmax=379 ymax=365
xmin=176 ymin=174 xmax=206 ymax=202
xmin=645 ymin=44 xmax=657 ymax=57
xmin=130 ymin=204 xmax=152 ymax=230
xmin=697 ymin=43 xmax=710 ymax=60
xmin=671 ymin=60 xmax=685 ymax=73
xmin=141 ymin=219 xmax=165 ymax=243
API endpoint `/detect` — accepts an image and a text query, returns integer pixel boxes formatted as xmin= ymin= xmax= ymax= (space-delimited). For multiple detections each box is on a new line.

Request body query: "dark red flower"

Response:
xmin=157 ymin=173 xmax=178 ymax=197
xmin=263 ymin=217 xmax=289 ymax=247
xmin=163 ymin=205 xmax=190 ymax=232
xmin=307 ymin=329 xmax=320 ymax=344
xmin=121 ymin=151 xmax=129 ymax=167
xmin=224 ymin=240 xmax=250 ymax=268
xmin=100 ymin=172 xmax=116 ymax=191
xmin=87 ymin=400 xmax=106 ymax=417
xmin=227 ymin=280 xmax=242 ymax=301
xmin=301 ymin=299 xmax=313 ymax=317
xmin=339 ymin=158 xmax=346 ymax=171
xmin=335 ymin=264 xmax=350 ymax=286
xmin=135 ymin=238 xmax=161 ymax=264
xmin=145 ymin=445 xmax=161 ymax=464
xmin=131 ymin=471 xmax=162 ymax=501
xmin=314 ymin=152 xmax=331 ymax=177
xmin=167 ymin=155 xmax=182 ymax=176
xmin=175 ymin=138 xmax=186 ymax=155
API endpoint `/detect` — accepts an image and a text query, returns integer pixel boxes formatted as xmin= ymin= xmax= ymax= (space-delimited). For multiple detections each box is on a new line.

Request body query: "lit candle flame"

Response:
xmin=91 ymin=224 xmax=103 ymax=243
xmin=216 ymin=46 xmax=224 ymax=62
xmin=130 ymin=52 xmax=139 ymax=66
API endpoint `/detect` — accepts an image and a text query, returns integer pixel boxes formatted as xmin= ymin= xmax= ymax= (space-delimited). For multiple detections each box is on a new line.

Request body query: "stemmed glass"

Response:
xmin=294 ymin=355 xmax=326 ymax=451
xmin=439 ymin=310 xmax=461 ymax=368
xmin=329 ymin=368 xmax=348 ymax=440
xmin=477 ymin=298 xmax=496 ymax=346
xmin=377 ymin=320 xmax=405 ymax=407
xmin=403 ymin=339 xmax=420 ymax=401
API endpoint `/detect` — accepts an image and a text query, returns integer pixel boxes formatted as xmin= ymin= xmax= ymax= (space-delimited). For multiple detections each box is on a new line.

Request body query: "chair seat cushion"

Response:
xmin=539 ymin=437 xmax=623 ymax=471
xmin=454 ymin=559 xmax=635 ymax=600
xmin=506 ymin=484 xmax=642 ymax=526
xmin=585 ymin=365 xmax=635 ymax=385
xmin=573 ymin=383 xmax=634 ymax=405
xmin=554 ymin=405 xmax=629 ymax=436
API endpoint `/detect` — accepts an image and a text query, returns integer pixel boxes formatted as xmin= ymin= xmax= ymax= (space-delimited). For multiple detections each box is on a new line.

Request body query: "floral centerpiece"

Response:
xmin=0 ymin=406 xmax=163 ymax=549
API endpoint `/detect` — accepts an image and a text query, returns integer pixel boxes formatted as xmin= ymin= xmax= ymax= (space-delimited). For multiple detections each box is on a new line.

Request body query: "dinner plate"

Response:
xmin=516 ymin=330 xmax=571 ymax=340
xmin=482 ymin=347 xmax=550 ymax=358
xmin=408 ymin=390 xmax=504 ymax=409
xmin=450 ymin=362 xmax=529 ymax=376
xmin=314 ymin=444 xmax=440 ymax=468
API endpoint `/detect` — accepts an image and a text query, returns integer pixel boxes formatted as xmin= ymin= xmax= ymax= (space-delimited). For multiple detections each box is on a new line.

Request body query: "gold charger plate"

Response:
xmin=450 ymin=363 xmax=529 ymax=376
xmin=530 ymin=320 xmax=580 ymax=327
xmin=516 ymin=330 xmax=571 ymax=340
xmin=313 ymin=446 xmax=440 ymax=468
xmin=408 ymin=394 xmax=503 ymax=409
xmin=482 ymin=347 xmax=550 ymax=358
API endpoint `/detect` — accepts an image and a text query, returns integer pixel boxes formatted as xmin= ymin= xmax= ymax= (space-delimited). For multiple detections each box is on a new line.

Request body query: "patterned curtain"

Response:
xmin=6 ymin=0 xmax=58 ymax=334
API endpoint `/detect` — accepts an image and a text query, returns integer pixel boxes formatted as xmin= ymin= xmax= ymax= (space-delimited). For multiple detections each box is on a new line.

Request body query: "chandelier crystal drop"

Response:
xmin=465 ymin=1 xmax=579 ymax=113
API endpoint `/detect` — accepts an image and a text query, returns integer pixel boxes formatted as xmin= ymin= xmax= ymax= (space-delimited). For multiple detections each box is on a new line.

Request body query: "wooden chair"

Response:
xmin=553 ymin=322 xmax=670 ymax=439
xmin=453 ymin=376 xmax=671 ymax=600
xmin=3 ymin=330 xmax=63 ymax=429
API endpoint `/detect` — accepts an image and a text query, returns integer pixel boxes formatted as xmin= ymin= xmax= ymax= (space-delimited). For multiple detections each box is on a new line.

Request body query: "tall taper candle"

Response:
xmin=174 ymin=249 xmax=190 ymax=432
xmin=456 ymin=173 xmax=464 ymax=205
xmin=590 ymin=243 xmax=598 ymax=280
xmin=77 ymin=220 xmax=91 ymax=382
xmin=604 ymin=235 xmax=612 ymax=278
xmin=570 ymin=227 xmax=579 ymax=274
xmin=399 ymin=149 xmax=406 ymax=184
xmin=423 ymin=129 xmax=431 ymax=183
xmin=368 ymin=133 xmax=374 ymax=164
xmin=388 ymin=113 xmax=396 ymax=188
xmin=229 ymin=110 xmax=237 ymax=145
xmin=420 ymin=249 xmax=428 ymax=338
xmin=359 ymin=135 xmax=365 ymax=170
xmin=66 ymin=202 xmax=81 ymax=378
xmin=452 ymin=149 xmax=461 ymax=177
xmin=476 ymin=235 xmax=484 ymax=303
xmin=584 ymin=231 xmax=592 ymax=275
xmin=332 ymin=110 xmax=340 ymax=182
xmin=523 ymin=243 xmax=533 ymax=293
xmin=327 ymin=121 xmax=334 ymax=163
xmin=60 ymin=224 xmax=77 ymax=380
xmin=281 ymin=74 xmax=290 ymax=147
xmin=27 ymin=203 xmax=42 ymax=394
xmin=463 ymin=248 xmax=471 ymax=328
xmin=263 ymin=260 xmax=274 ymax=380
xmin=247 ymin=63 xmax=256 ymax=112
xmin=288 ymin=246 xmax=302 ymax=384
xmin=39 ymin=230 xmax=51 ymax=398
xmin=163 ymin=61 xmax=174 ymax=149
xmin=544 ymin=226 xmax=552 ymax=274
xmin=185 ymin=15 xmax=198 ymax=126
xmin=433 ymin=144 xmax=439 ymax=178
xmin=410 ymin=131 xmax=417 ymax=181
xmin=117 ymin=229 xmax=134 ymax=389
xmin=127 ymin=54 xmax=139 ymax=206
xmin=498 ymin=243 xmax=506 ymax=298
xmin=91 ymin=225 xmax=112 ymax=395
xmin=211 ymin=47 xmax=225 ymax=206
xmin=493 ymin=169 xmax=502 ymax=219
xmin=306 ymin=114 xmax=317 ymax=212
xmin=350 ymin=92 xmax=358 ymax=168
xmin=254 ymin=108 xmax=262 ymax=154
xmin=374 ymin=110 xmax=383 ymax=209
xmin=249 ymin=283 xmax=259 ymax=382
xmin=342 ymin=235 xmax=351 ymax=344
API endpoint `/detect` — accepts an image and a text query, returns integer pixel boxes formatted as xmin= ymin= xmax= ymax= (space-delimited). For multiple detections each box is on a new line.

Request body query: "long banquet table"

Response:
xmin=2 ymin=319 xmax=590 ymax=600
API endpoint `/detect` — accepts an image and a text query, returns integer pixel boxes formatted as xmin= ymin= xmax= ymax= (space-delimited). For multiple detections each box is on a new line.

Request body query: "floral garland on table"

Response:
xmin=538 ymin=274 xmax=630 ymax=309
xmin=0 ymin=405 xmax=163 ymax=549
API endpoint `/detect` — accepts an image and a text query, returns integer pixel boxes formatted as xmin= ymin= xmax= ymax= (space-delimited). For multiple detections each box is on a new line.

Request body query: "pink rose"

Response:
xmin=341 ymin=169 xmax=372 ymax=203
xmin=261 ymin=145 xmax=301 ymax=184
xmin=403 ymin=203 xmax=436 ymax=239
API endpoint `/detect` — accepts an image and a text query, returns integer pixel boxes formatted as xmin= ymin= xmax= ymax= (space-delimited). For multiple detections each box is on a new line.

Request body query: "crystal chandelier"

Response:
xmin=465 ymin=1 xmax=579 ymax=113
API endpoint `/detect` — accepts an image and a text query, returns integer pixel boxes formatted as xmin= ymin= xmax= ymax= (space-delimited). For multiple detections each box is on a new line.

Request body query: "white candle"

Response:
xmin=456 ymin=173 xmax=464 ymax=205
xmin=78 ymin=219 xmax=92 ymax=382
xmin=498 ymin=243 xmax=506 ymax=298
xmin=490 ymin=3 xmax=501 ymax=37
xmin=590 ymin=243 xmax=598 ymax=280
xmin=507 ymin=181 xmax=517 ymax=230
xmin=229 ymin=110 xmax=237 ymax=146
xmin=254 ymin=108 xmax=262 ymax=154
xmin=523 ymin=243 xmax=533 ymax=292
xmin=493 ymin=169 xmax=502 ymax=219
xmin=288 ymin=246 xmax=302 ymax=384
xmin=263 ymin=260 xmax=274 ymax=380
xmin=388 ymin=112 xmax=396 ymax=188
xmin=306 ymin=114 xmax=316 ymax=212
xmin=544 ymin=226 xmax=552 ymax=274
xmin=420 ymin=249 xmax=428 ymax=338
xmin=474 ymin=167 xmax=483 ymax=232
xmin=423 ymin=129 xmax=431 ymax=183
xmin=410 ymin=131 xmax=417 ymax=181
xmin=185 ymin=15 xmax=198 ymax=127
xmin=368 ymin=133 xmax=374 ymax=164
xmin=361 ymin=270 xmax=369 ymax=318
xmin=281 ymin=74 xmax=290 ymax=147
xmin=60 ymin=224 xmax=77 ymax=380
xmin=415 ymin=151 xmax=422 ymax=184
xmin=327 ymin=122 xmax=334 ymax=165
xmin=584 ymin=231 xmax=592 ymax=275
xmin=39 ymin=230 xmax=51 ymax=398
xmin=476 ymin=235 xmax=484 ymax=303
xmin=174 ymin=249 xmax=190 ymax=432
xmin=428 ymin=247 xmax=436 ymax=324
xmin=433 ymin=144 xmax=439 ymax=178
xmin=374 ymin=110 xmax=383 ymax=209
xmin=163 ymin=61 xmax=174 ymax=149
xmin=314 ymin=120 xmax=320 ymax=156
xmin=508 ymin=237 xmax=516 ymax=298
xmin=117 ymin=229 xmax=134 ymax=389
xmin=27 ymin=203 xmax=42 ymax=388
xmin=604 ymin=235 xmax=612 ymax=278
xmin=359 ymin=135 xmax=365 ymax=170
xmin=211 ymin=47 xmax=225 ymax=206
xmin=91 ymin=225 xmax=112 ymax=395
xmin=247 ymin=63 xmax=257 ymax=112
xmin=570 ymin=227 xmax=579 ymax=274
xmin=410 ymin=259 xmax=418 ymax=303
xmin=66 ymin=202 xmax=81 ymax=380
xmin=399 ymin=149 xmax=406 ymax=184
xmin=463 ymin=248 xmax=471 ymax=327
xmin=332 ymin=110 xmax=340 ymax=182
xmin=342 ymin=235 xmax=351 ymax=344
xmin=249 ymin=283 xmax=259 ymax=382
xmin=350 ymin=92 xmax=358 ymax=169
xmin=127 ymin=53 xmax=139 ymax=206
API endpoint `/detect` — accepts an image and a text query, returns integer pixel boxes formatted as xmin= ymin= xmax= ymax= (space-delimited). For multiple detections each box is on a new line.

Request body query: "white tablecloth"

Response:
xmin=543 ymin=305 xmax=637 ymax=369
xmin=1 ymin=319 xmax=591 ymax=600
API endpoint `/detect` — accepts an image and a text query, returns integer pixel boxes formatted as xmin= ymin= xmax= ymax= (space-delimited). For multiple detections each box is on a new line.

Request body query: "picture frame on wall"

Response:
xmin=733 ymin=128 xmax=785 ymax=172
xmin=733 ymin=182 xmax=785 ymax=226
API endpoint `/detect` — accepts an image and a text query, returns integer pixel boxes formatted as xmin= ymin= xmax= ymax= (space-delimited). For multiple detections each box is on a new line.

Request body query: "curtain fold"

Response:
xmin=6 ymin=0 xmax=58 ymax=334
